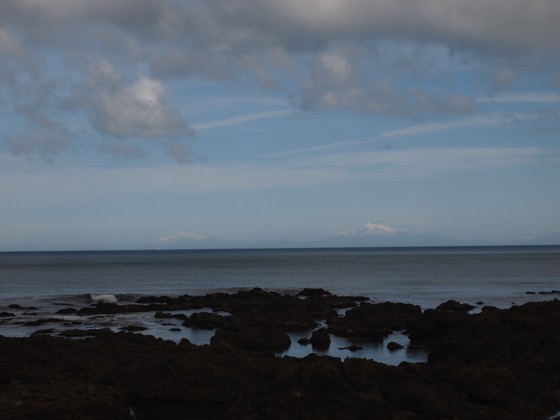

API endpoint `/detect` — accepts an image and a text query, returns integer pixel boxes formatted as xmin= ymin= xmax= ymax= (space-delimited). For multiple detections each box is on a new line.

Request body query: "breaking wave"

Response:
xmin=88 ymin=294 xmax=118 ymax=304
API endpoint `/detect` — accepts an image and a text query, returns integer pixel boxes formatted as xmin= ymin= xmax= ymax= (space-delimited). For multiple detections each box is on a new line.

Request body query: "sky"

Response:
xmin=1 ymin=0 xmax=560 ymax=251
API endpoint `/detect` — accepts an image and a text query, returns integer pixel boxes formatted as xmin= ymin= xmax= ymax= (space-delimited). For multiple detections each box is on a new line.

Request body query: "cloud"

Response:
xmin=6 ymin=128 xmax=70 ymax=162
xmin=1 ymin=0 xmax=559 ymax=162
xmin=5 ymin=107 xmax=71 ymax=161
xmin=98 ymin=141 xmax=145 ymax=159
xmin=479 ymin=93 xmax=560 ymax=104
xmin=193 ymin=109 xmax=293 ymax=131
xmin=297 ymin=147 xmax=548 ymax=177
xmin=379 ymin=115 xmax=519 ymax=139
xmin=208 ymin=0 xmax=560 ymax=53
xmin=88 ymin=62 xmax=192 ymax=140
xmin=156 ymin=232 xmax=207 ymax=243
xmin=338 ymin=223 xmax=406 ymax=237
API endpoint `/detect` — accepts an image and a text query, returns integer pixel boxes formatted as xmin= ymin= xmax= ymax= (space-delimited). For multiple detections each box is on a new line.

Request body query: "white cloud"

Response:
xmin=157 ymin=232 xmax=207 ymax=243
xmin=338 ymin=223 xmax=406 ymax=237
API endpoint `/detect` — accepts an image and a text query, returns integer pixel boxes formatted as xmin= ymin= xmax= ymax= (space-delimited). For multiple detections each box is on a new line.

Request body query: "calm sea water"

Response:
xmin=1 ymin=246 xmax=559 ymax=308
xmin=1 ymin=246 xmax=559 ymax=364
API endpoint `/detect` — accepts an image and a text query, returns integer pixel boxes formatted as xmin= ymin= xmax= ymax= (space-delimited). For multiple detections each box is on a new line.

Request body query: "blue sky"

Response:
xmin=1 ymin=0 xmax=560 ymax=251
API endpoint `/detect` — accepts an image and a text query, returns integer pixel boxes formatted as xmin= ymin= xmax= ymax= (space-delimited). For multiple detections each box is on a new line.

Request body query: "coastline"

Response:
xmin=1 ymin=288 xmax=560 ymax=418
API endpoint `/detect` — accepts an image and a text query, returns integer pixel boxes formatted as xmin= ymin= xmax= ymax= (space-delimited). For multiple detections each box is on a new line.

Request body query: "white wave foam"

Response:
xmin=89 ymin=294 xmax=118 ymax=304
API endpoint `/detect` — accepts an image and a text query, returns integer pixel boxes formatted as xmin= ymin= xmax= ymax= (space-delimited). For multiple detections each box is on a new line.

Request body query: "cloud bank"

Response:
xmin=1 ymin=0 xmax=559 ymax=160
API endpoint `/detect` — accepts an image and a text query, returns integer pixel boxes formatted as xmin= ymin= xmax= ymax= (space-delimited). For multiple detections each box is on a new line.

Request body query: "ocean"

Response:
xmin=1 ymin=246 xmax=559 ymax=364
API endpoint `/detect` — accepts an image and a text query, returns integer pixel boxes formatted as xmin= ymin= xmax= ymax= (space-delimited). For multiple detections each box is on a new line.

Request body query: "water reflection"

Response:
xmin=277 ymin=330 xmax=428 ymax=365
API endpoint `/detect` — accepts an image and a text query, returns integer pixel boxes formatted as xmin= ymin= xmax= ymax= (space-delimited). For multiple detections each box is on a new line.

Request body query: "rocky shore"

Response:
xmin=1 ymin=288 xmax=560 ymax=419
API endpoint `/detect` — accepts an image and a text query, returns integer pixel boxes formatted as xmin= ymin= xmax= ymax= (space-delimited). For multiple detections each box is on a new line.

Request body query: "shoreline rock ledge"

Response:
xmin=0 ymin=290 xmax=559 ymax=419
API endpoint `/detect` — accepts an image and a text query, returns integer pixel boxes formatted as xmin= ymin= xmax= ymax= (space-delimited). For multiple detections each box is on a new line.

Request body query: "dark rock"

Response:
xmin=298 ymin=288 xmax=332 ymax=297
xmin=23 ymin=318 xmax=63 ymax=327
xmin=172 ymin=313 xmax=189 ymax=321
xmin=476 ymin=301 xmax=484 ymax=305
xmin=58 ymin=328 xmax=113 ymax=337
xmin=182 ymin=312 xmax=230 ymax=329
xmin=387 ymin=341 xmax=404 ymax=351
xmin=328 ymin=302 xmax=422 ymax=340
xmin=339 ymin=344 xmax=362 ymax=352
xmin=298 ymin=337 xmax=311 ymax=345
xmin=436 ymin=300 xmax=476 ymax=312
xmin=0 ymin=312 xmax=15 ymax=317
xmin=310 ymin=328 xmax=331 ymax=350
xmin=211 ymin=326 xmax=291 ymax=352
xmin=119 ymin=325 xmax=148 ymax=332
xmin=539 ymin=290 xmax=560 ymax=295
xmin=154 ymin=311 xmax=173 ymax=318
xmin=406 ymin=309 xmax=469 ymax=342
xmin=169 ymin=328 xmax=181 ymax=332
xmin=8 ymin=304 xmax=37 ymax=310
xmin=1 ymin=299 xmax=560 ymax=419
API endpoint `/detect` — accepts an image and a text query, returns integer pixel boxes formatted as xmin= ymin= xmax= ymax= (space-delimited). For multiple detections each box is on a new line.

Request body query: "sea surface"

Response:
xmin=1 ymin=246 xmax=559 ymax=364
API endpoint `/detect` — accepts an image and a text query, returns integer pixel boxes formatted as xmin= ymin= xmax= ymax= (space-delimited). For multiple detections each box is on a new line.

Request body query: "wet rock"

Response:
xmin=310 ymin=327 xmax=331 ymax=350
xmin=211 ymin=326 xmax=291 ymax=352
xmin=58 ymin=328 xmax=112 ymax=337
xmin=119 ymin=325 xmax=147 ymax=332
xmin=0 ymin=312 xmax=15 ymax=317
xmin=8 ymin=304 xmax=37 ymax=310
xmin=406 ymin=309 xmax=469 ymax=342
xmin=182 ymin=312 xmax=231 ymax=329
xmin=436 ymin=300 xmax=476 ymax=312
xmin=1 ymin=299 xmax=560 ymax=419
xmin=298 ymin=337 xmax=311 ymax=345
xmin=298 ymin=288 xmax=332 ymax=297
xmin=328 ymin=302 xmax=422 ymax=340
xmin=387 ymin=341 xmax=404 ymax=351
xmin=154 ymin=311 xmax=173 ymax=318
xmin=339 ymin=344 xmax=362 ymax=352
xmin=23 ymin=318 xmax=63 ymax=327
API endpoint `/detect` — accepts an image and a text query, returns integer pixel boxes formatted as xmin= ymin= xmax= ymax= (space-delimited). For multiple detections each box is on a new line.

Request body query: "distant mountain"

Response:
xmin=317 ymin=223 xmax=462 ymax=248
xmin=154 ymin=224 xmax=467 ymax=250
xmin=514 ymin=233 xmax=560 ymax=246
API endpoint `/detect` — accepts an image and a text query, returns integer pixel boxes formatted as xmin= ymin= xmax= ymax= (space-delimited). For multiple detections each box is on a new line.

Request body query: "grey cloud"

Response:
xmin=7 ymin=129 xmax=70 ymax=161
xmin=298 ymin=48 xmax=477 ymax=117
xmin=165 ymin=141 xmax=190 ymax=164
xmin=208 ymin=0 xmax=560 ymax=53
xmin=88 ymin=63 xmax=193 ymax=139
xmin=6 ymin=108 xmax=71 ymax=161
